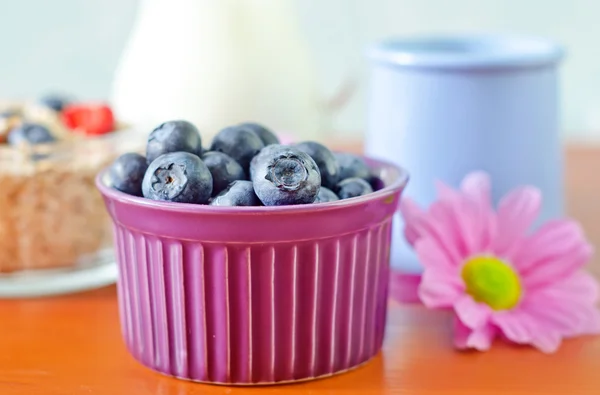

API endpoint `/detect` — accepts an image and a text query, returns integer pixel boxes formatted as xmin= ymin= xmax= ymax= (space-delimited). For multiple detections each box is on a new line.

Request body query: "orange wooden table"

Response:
xmin=1 ymin=144 xmax=600 ymax=395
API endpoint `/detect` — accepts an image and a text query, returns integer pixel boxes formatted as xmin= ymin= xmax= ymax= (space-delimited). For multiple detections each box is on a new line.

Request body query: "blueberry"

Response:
xmin=142 ymin=152 xmax=213 ymax=204
xmin=335 ymin=152 xmax=371 ymax=181
xmin=295 ymin=141 xmax=339 ymax=189
xmin=210 ymin=180 xmax=261 ymax=206
xmin=369 ymin=175 xmax=385 ymax=191
xmin=250 ymin=145 xmax=321 ymax=205
xmin=239 ymin=122 xmax=279 ymax=145
xmin=202 ymin=151 xmax=246 ymax=196
xmin=314 ymin=187 xmax=339 ymax=203
xmin=39 ymin=94 xmax=70 ymax=112
xmin=146 ymin=120 xmax=202 ymax=164
xmin=336 ymin=177 xmax=373 ymax=200
xmin=249 ymin=144 xmax=284 ymax=180
xmin=107 ymin=153 xmax=148 ymax=196
xmin=7 ymin=123 xmax=56 ymax=145
xmin=210 ymin=125 xmax=265 ymax=174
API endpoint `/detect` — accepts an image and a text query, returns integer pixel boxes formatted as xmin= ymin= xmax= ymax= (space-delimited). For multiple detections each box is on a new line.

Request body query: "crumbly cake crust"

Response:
xmin=0 ymin=102 xmax=141 ymax=273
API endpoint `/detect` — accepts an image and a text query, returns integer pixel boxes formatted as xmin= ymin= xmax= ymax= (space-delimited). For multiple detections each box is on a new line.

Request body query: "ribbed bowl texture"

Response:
xmin=96 ymin=156 xmax=409 ymax=385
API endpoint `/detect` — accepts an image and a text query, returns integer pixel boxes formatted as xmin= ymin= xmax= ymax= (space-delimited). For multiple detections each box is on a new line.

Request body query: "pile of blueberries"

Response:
xmin=106 ymin=120 xmax=383 ymax=207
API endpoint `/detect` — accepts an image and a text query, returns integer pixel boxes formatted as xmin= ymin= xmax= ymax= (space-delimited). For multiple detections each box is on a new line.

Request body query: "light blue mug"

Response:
xmin=365 ymin=34 xmax=564 ymax=273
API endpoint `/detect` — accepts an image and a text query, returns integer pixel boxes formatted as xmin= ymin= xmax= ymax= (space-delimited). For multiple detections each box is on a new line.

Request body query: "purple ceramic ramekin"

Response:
xmin=96 ymin=156 xmax=408 ymax=385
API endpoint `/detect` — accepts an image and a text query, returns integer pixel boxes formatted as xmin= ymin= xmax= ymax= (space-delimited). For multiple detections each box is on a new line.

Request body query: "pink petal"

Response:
xmin=453 ymin=316 xmax=471 ymax=349
xmin=492 ymin=310 xmax=535 ymax=344
xmin=414 ymin=237 xmax=457 ymax=274
xmin=399 ymin=198 xmax=426 ymax=246
xmin=453 ymin=317 xmax=496 ymax=351
xmin=468 ymin=325 xmax=497 ymax=351
xmin=429 ymin=173 xmax=496 ymax=257
xmin=531 ymin=331 xmax=561 ymax=354
xmin=427 ymin=201 xmax=468 ymax=262
xmin=522 ymin=242 xmax=593 ymax=289
xmin=530 ymin=303 xmax=600 ymax=337
xmin=435 ymin=179 xmax=461 ymax=202
xmin=431 ymin=178 xmax=491 ymax=258
xmin=454 ymin=294 xmax=492 ymax=329
xmin=418 ymin=268 xmax=463 ymax=309
xmin=460 ymin=172 xmax=492 ymax=209
xmin=402 ymin=196 xmax=464 ymax=264
xmin=400 ymin=184 xmax=464 ymax=259
xmin=492 ymin=186 xmax=541 ymax=258
xmin=493 ymin=271 xmax=600 ymax=353
xmin=525 ymin=271 xmax=600 ymax=336
xmin=460 ymin=172 xmax=495 ymax=251
xmin=521 ymin=299 xmax=587 ymax=336
xmin=433 ymin=183 xmax=479 ymax=257
xmin=542 ymin=271 xmax=600 ymax=305
xmin=512 ymin=219 xmax=592 ymax=286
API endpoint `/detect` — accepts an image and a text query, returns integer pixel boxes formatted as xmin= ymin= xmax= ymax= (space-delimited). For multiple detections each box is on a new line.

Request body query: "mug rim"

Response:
xmin=367 ymin=33 xmax=564 ymax=70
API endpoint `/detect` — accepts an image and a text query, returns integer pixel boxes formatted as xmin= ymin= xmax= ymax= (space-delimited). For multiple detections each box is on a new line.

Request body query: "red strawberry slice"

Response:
xmin=61 ymin=103 xmax=115 ymax=136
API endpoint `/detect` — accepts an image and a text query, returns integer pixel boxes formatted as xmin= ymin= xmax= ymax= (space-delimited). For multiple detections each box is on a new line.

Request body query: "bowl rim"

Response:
xmin=96 ymin=155 xmax=409 ymax=215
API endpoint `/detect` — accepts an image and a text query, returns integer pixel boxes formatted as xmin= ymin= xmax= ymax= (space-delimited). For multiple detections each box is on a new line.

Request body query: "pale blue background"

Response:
xmin=1 ymin=0 xmax=599 ymax=139
xmin=0 ymin=0 xmax=138 ymax=99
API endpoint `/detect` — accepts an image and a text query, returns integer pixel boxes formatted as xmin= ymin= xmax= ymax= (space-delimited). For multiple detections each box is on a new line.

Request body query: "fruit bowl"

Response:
xmin=0 ymin=102 xmax=145 ymax=297
xmin=96 ymin=155 xmax=408 ymax=385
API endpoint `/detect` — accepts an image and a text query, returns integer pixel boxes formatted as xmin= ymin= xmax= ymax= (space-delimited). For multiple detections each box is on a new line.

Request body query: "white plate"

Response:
xmin=0 ymin=250 xmax=118 ymax=298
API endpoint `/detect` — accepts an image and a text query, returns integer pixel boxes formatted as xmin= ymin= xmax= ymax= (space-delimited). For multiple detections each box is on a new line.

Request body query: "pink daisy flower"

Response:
xmin=400 ymin=171 xmax=600 ymax=353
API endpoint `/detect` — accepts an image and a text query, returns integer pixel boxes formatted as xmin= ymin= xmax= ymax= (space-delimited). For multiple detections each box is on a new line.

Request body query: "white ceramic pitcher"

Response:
xmin=111 ymin=0 xmax=353 ymax=141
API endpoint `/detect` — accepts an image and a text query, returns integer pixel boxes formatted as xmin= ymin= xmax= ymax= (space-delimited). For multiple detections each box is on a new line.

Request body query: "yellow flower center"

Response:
xmin=461 ymin=256 xmax=522 ymax=310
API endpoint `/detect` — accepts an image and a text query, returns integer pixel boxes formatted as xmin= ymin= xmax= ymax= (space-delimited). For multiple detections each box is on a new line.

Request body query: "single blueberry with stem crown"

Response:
xmin=210 ymin=180 xmax=261 ymax=206
xmin=202 ymin=151 xmax=246 ymax=196
xmin=146 ymin=120 xmax=202 ymax=164
xmin=142 ymin=152 xmax=213 ymax=204
xmin=107 ymin=153 xmax=148 ymax=196
xmin=295 ymin=141 xmax=340 ymax=189
xmin=250 ymin=145 xmax=321 ymax=206
xmin=210 ymin=125 xmax=265 ymax=174
xmin=336 ymin=177 xmax=373 ymax=200
xmin=249 ymin=143 xmax=282 ymax=181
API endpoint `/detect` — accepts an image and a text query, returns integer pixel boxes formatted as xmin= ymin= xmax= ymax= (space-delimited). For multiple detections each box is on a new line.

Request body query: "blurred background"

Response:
xmin=0 ymin=0 xmax=598 ymax=141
